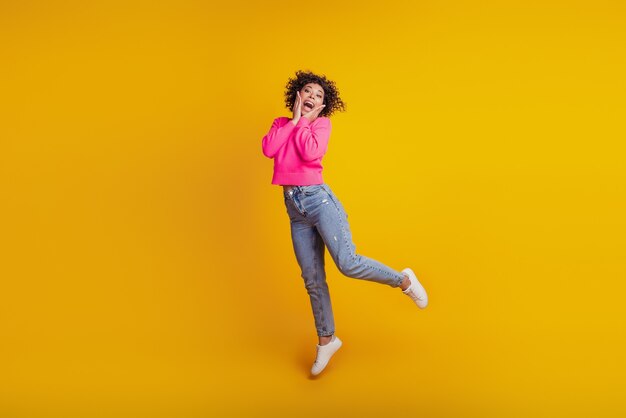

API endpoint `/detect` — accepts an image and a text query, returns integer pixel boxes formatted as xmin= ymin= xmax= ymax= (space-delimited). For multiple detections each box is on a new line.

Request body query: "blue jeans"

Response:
xmin=283 ymin=183 xmax=406 ymax=337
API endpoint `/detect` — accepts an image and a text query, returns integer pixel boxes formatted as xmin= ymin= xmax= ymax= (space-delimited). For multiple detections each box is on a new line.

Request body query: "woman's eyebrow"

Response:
xmin=305 ymin=85 xmax=324 ymax=94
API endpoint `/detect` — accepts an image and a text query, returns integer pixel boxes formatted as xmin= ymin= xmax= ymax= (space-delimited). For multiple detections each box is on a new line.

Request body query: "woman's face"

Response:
xmin=299 ymin=83 xmax=325 ymax=113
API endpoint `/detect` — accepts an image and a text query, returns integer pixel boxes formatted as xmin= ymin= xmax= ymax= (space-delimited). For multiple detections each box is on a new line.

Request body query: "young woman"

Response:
xmin=261 ymin=70 xmax=428 ymax=376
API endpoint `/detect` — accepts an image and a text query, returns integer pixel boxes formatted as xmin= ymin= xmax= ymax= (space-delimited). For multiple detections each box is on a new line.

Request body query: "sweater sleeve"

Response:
xmin=261 ymin=117 xmax=296 ymax=159
xmin=292 ymin=117 xmax=331 ymax=161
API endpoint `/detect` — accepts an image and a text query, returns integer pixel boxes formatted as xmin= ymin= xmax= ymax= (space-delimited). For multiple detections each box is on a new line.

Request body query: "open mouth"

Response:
xmin=303 ymin=100 xmax=314 ymax=110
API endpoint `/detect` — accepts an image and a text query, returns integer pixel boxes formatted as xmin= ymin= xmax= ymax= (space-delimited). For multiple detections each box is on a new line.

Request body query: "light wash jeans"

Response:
xmin=283 ymin=183 xmax=406 ymax=337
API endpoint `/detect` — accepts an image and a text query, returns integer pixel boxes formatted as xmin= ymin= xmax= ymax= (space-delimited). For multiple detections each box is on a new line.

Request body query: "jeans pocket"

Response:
xmin=302 ymin=185 xmax=324 ymax=196
xmin=284 ymin=196 xmax=296 ymax=220
xmin=323 ymin=188 xmax=349 ymax=219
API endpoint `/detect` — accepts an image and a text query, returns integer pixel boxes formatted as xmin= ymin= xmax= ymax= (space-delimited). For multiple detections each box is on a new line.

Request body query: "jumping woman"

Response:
xmin=261 ymin=70 xmax=428 ymax=376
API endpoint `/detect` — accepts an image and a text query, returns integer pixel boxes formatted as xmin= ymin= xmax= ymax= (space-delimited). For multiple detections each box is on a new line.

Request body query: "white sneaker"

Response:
xmin=311 ymin=335 xmax=342 ymax=376
xmin=401 ymin=268 xmax=428 ymax=309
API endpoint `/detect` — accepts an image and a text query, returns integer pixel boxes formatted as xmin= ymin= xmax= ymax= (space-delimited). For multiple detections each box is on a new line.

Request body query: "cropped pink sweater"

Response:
xmin=261 ymin=116 xmax=331 ymax=185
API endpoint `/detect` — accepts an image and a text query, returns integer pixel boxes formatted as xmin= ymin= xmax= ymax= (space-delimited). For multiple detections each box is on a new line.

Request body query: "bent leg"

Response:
xmin=315 ymin=188 xmax=405 ymax=288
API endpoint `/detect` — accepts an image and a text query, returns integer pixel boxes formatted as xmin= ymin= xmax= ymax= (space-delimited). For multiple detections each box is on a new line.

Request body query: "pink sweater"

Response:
xmin=261 ymin=116 xmax=332 ymax=185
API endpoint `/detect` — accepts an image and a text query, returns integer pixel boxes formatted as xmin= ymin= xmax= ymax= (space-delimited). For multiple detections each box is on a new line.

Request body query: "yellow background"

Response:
xmin=1 ymin=0 xmax=625 ymax=416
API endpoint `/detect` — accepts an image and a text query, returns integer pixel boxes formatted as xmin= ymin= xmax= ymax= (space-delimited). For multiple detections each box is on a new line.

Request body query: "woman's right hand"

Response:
xmin=291 ymin=91 xmax=302 ymax=125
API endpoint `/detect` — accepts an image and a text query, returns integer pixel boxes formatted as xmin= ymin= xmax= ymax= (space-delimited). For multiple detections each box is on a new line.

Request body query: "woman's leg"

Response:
xmin=314 ymin=185 xmax=407 ymax=288
xmin=288 ymin=208 xmax=336 ymax=339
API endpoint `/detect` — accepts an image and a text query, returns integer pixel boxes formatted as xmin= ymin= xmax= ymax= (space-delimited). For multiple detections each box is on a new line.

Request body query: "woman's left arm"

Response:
xmin=292 ymin=117 xmax=332 ymax=162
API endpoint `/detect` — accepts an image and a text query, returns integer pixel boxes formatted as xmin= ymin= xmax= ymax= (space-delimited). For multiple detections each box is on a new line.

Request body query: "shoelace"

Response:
xmin=408 ymin=287 xmax=425 ymax=300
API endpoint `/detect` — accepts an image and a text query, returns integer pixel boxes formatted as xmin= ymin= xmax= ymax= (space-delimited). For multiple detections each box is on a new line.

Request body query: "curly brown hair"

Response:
xmin=284 ymin=70 xmax=347 ymax=118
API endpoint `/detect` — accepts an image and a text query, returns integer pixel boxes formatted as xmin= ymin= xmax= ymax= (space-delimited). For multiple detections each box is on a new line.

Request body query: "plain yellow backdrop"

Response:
xmin=1 ymin=0 xmax=625 ymax=417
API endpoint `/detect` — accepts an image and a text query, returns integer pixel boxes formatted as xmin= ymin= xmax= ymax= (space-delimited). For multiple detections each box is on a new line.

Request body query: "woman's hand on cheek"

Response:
xmin=303 ymin=104 xmax=326 ymax=122
xmin=292 ymin=91 xmax=302 ymax=124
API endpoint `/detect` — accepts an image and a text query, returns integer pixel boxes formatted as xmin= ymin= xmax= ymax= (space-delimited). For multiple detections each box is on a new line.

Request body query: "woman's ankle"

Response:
xmin=319 ymin=335 xmax=333 ymax=345
xmin=400 ymin=273 xmax=410 ymax=291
